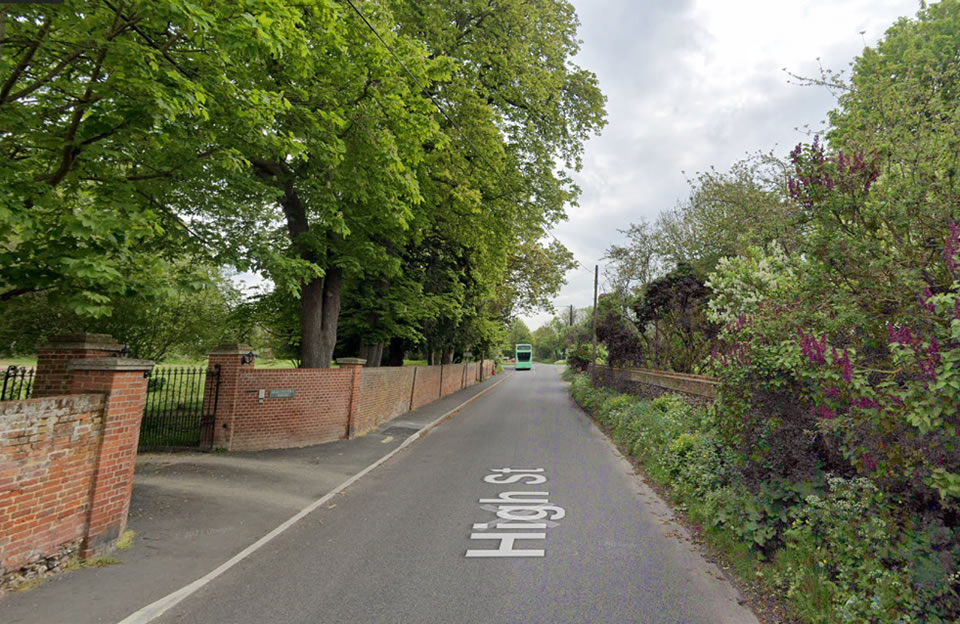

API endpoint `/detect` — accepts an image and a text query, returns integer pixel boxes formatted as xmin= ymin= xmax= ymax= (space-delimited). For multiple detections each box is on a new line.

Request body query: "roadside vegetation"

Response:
xmin=568 ymin=372 xmax=959 ymax=623
xmin=560 ymin=3 xmax=960 ymax=622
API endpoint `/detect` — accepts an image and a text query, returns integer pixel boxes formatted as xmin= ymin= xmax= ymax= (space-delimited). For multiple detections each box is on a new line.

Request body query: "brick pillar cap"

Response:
xmin=38 ymin=333 xmax=122 ymax=351
xmin=336 ymin=358 xmax=367 ymax=366
xmin=209 ymin=344 xmax=255 ymax=355
xmin=68 ymin=357 xmax=155 ymax=372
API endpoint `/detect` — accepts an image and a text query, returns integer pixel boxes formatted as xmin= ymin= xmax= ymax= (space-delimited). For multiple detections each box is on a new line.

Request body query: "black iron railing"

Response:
xmin=1 ymin=365 xmax=35 ymax=401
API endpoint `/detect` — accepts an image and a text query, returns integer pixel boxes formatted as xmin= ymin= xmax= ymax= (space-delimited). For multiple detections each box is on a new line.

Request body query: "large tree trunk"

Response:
xmin=256 ymin=165 xmax=343 ymax=370
xmin=357 ymin=342 xmax=383 ymax=367
xmin=301 ymin=267 xmax=342 ymax=368
xmin=383 ymin=337 xmax=405 ymax=366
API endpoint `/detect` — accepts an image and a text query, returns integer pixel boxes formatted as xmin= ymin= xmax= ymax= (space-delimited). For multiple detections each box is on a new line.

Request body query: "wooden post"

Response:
xmin=592 ymin=265 xmax=599 ymax=365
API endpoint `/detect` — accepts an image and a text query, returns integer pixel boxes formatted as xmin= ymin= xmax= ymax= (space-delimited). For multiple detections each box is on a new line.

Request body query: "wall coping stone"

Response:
xmin=209 ymin=344 xmax=255 ymax=355
xmin=336 ymin=358 xmax=367 ymax=366
xmin=67 ymin=358 xmax=155 ymax=372
xmin=38 ymin=333 xmax=122 ymax=352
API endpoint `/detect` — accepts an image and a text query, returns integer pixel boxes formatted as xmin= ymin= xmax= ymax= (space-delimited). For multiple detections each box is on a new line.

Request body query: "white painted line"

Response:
xmin=465 ymin=533 xmax=546 ymax=557
xmin=116 ymin=373 xmax=510 ymax=624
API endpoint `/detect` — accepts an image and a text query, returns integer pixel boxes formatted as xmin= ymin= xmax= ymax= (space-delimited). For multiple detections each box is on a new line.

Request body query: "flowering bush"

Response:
xmin=568 ymin=372 xmax=960 ymax=622
xmin=707 ymin=211 xmax=960 ymax=506
xmin=704 ymin=242 xmax=801 ymax=327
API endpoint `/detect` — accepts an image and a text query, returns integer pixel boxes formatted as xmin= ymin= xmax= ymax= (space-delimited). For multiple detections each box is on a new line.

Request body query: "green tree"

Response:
xmin=653 ymin=153 xmax=797 ymax=275
xmin=806 ymin=0 xmax=960 ymax=327
xmin=602 ymin=219 xmax=663 ymax=300
xmin=532 ymin=319 xmax=567 ymax=361
xmin=503 ymin=318 xmax=533 ymax=357
xmin=0 ymin=0 xmax=307 ymax=315
xmin=321 ymin=0 xmax=605 ymax=366
xmin=0 ymin=264 xmax=244 ymax=360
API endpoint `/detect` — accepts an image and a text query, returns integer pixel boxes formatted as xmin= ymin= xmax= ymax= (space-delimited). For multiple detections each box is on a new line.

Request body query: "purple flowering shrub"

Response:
xmin=707 ymin=221 xmax=960 ymax=507
xmin=700 ymin=132 xmax=960 ymax=619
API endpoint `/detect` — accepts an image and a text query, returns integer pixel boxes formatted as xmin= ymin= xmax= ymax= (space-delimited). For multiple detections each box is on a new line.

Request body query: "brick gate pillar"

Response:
xmin=68 ymin=357 xmax=154 ymax=558
xmin=207 ymin=344 xmax=256 ymax=451
xmin=33 ymin=334 xmax=124 ymax=398
xmin=336 ymin=358 xmax=366 ymax=439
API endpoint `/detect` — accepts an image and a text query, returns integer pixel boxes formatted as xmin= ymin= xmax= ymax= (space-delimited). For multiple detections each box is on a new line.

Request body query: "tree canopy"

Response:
xmin=0 ymin=0 xmax=606 ymax=366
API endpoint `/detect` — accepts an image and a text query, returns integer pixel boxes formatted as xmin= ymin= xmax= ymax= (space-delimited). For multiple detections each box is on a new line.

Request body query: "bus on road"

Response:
xmin=515 ymin=344 xmax=532 ymax=370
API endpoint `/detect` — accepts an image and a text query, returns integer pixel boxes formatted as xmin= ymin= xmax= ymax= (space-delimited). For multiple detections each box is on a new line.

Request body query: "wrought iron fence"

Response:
xmin=1 ymin=366 xmax=35 ymax=401
xmin=139 ymin=365 xmax=221 ymax=450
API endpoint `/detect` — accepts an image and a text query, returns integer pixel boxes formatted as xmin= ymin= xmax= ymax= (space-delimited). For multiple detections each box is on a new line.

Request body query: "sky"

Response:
xmin=520 ymin=0 xmax=924 ymax=331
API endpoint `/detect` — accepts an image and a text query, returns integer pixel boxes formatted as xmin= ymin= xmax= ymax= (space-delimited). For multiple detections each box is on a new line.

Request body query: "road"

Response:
xmin=152 ymin=364 xmax=757 ymax=624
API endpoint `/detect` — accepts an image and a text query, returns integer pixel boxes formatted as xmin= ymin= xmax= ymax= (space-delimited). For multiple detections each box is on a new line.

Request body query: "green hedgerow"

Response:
xmin=566 ymin=372 xmax=960 ymax=623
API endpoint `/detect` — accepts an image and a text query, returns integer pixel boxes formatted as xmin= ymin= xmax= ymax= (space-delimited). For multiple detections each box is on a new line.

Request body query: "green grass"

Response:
xmin=0 ymin=356 xmax=38 ymax=369
xmin=115 ymin=530 xmax=136 ymax=551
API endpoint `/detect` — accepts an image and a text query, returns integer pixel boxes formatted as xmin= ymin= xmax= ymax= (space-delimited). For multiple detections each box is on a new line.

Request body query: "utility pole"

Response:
xmin=592 ymin=265 xmax=598 ymax=366
xmin=569 ymin=304 xmax=574 ymax=327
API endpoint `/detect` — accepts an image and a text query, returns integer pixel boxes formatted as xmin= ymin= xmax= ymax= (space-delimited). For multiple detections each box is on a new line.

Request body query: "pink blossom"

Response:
xmin=840 ymin=348 xmax=852 ymax=384
xmin=928 ymin=337 xmax=941 ymax=364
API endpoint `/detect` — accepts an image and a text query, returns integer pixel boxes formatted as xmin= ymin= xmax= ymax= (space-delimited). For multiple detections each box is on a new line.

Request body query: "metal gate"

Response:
xmin=139 ymin=365 xmax=221 ymax=451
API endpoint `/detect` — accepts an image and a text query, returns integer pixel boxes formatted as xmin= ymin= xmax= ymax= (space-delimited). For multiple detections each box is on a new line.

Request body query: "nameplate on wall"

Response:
xmin=269 ymin=389 xmax=296 ymax=399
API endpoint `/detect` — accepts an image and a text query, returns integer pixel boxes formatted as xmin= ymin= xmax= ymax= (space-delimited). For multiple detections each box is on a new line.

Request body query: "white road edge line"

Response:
xmin=116 ymin=372 xmax=511 ymax=624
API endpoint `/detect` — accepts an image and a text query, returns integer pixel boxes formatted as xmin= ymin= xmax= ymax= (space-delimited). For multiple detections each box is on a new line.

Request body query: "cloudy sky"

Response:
xmin=520 ymin=0 xmax=923 ymax=330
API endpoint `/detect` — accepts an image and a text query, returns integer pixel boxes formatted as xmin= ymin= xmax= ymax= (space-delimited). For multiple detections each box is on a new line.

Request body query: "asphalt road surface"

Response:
xmin=154 ymin=364 xmax=757 ymax=624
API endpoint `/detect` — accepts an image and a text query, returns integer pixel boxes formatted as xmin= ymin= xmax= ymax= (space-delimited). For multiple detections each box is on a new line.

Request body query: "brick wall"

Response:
xmin=480 ymin=360 xmax=494 ymax=380
xmin=440 ymin=364 xmax=466 ymax=397
xmin=32 ymin=334 xmax=122 ymax=398
xmin=224 ymin=368 xmax=355 ymax=451
xmin=68 ymin=362 xmax=152 ymax=554
xmin=465 ymin=362 xmax=479 ymax=386
xmin=355 ymin=368 xmax=416 ymax=434
xmin=1 ymin=395 xmax=105 ymax=583
xmin=410 ymin=366 xmax=442 ymax=410
xmin=210 ymin=355 xmax=495 ymax=451
xmin=1 ymin=333 xmax=153 ymax=589
xmin=589 ymin=365 xmax=718 ymax=408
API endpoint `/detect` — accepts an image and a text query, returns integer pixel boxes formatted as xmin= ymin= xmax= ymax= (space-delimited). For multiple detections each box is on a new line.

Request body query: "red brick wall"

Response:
xmin=1 ymin=395 xmax=105 ymax=580
xmin=214 ymin=360 xmax=496 ymax=451
xmin=410 ymin=366 xmax=442 ymax=410
xmin=440 ymin=364 xmax=466 ymax=397
xmin=225 ymin=369 xmax=355 ymax=451
xmin=465 ymin=362 xmax=479 ymax=386
xmin=69 ymin=367 xmax=151 ymax=556
xmin=481 ymin=360 xmax=494 ymax=379
xmin=355 ymin=368 xmax=416 ymax=435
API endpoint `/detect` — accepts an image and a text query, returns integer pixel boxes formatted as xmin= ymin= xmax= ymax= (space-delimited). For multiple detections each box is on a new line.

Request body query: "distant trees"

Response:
xmin=502 ymin=319 xmax=533 ymax=357
xmin=0 ymin=264 xmax=244 ymax=360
